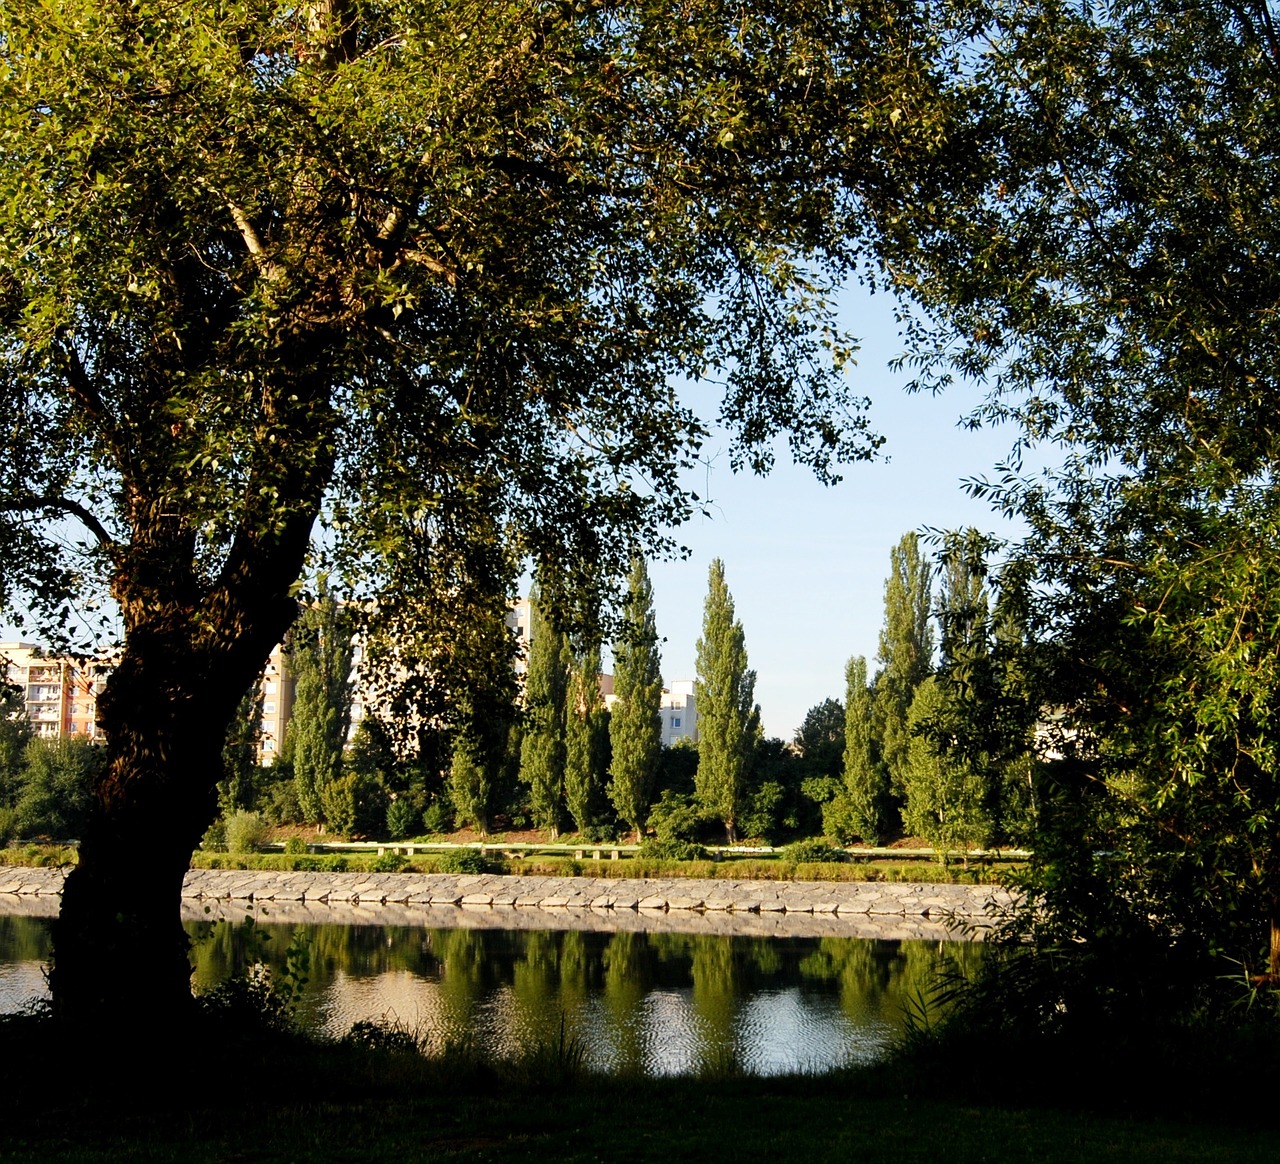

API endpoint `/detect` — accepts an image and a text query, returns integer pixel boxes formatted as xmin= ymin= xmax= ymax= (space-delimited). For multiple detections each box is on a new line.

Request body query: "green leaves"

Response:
xmin=694 ymin=558 xmax=755 ymax=840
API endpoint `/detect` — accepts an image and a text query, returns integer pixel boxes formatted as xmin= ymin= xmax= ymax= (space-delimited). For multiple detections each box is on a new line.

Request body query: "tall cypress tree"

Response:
xmin=901 ymin=675 xmax=991 ymax=849
xmin=519 ymin=590 xmax=570 ymax=836
xmin=873 ymin=532 xmax=934 ymax=805
xmin=218 ymin=679 xmax=264 ymax=816
xmin=904 ymin=530 xmax=997 ymax=848
xmin=450 ymin=705 xmax=509 ymax=836
xmin=564 ymin=640 xmax=608 ymax=835
xmin=695 ymin=559 xmax=756 ymax=842
xmin=841 ymin=655 xmax=884 ymax=841
xmin=937 ymin=529 xmax=990 ymax=675
xmin=608 ymin=558 xmax=663 ymax=839
xmin=288 ymin=588 xmax=354 ymax=826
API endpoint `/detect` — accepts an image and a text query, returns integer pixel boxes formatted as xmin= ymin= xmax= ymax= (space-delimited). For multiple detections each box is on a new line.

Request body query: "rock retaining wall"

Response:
xmin=0 ymin=866 xmax=1015 ymax=941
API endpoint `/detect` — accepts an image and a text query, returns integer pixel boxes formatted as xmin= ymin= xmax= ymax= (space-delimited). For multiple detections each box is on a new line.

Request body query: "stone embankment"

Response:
xmin=0 ymin=866 xmax=1016 ymax=940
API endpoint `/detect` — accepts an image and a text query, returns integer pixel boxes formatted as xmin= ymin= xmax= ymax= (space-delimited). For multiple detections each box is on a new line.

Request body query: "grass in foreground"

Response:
xmin=0 ymin=1008 xmax=1273 ymax=1164
xmin=5 ymin=1081 xmax=1269 ymax=1164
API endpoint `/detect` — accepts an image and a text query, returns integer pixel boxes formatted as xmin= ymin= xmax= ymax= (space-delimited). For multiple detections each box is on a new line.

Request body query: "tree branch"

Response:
xmin=227 ymin=202 xmax=284 ymax=282
xmin=0 ymin=495 xmax=117 ymax=549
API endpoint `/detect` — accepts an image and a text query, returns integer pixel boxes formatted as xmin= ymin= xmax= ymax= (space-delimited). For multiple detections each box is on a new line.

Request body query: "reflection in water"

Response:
xmin=0 ymin=915 xmax=981 ymax=1075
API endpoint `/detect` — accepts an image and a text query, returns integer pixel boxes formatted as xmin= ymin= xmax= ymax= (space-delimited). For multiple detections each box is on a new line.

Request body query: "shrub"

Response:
xmin=739 ymin=781 xmax=785 ymax=843
xmin=224 ymin=810 xmax=269 ymax=854
xmin=386 ymin=797 xmax=420 ymax=841
xmin=646 ymin=790 xmax=702 ymax=842
xmin=201 ymin=819 xmax=227 ymax=852
xmin=421 ymin=795 xmax=453 ymax=835
xmin=0 ymin=805 xmax=17 ymax=848
xmin=638 ymin=837 xmax=707 ymax=862
xmin=320 ymin=773 xmax=386 ymax=838
xmin=580 ymin=822 xmax=618 ymax=843
xmin=821 ymin=794 xmax=866 ymax=846
xmin=343 ymin=1018 xmax=421 ymax=1055
xmin=783 ymin=838 xmax=845 ymax=864
xmin=283 ymin=836 xmax=308 ymax=855
xmin=259 ymin=773 xmax=302 ymax=825
xmin=433 ymin=849 xmax=490 ymax=875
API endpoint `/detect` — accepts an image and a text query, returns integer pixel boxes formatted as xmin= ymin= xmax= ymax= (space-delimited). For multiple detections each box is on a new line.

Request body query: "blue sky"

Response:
xmin=645 ymin=282 xmax=1024 ymax=740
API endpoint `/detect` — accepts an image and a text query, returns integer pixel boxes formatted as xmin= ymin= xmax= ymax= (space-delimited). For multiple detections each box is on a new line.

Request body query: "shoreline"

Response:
xmin=0 ymin=865 xmax=1010 ymax=940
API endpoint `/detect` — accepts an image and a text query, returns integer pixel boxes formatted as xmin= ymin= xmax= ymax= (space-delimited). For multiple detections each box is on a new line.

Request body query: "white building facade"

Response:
xmin=660 ymin=679 xmax=697 ymax=747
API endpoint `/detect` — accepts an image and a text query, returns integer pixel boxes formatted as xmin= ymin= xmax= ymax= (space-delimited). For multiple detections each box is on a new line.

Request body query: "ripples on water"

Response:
xmin=0 ymin=914 xmax=982 ymax=1075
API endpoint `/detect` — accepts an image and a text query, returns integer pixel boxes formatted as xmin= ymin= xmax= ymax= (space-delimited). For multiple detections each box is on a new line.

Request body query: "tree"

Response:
xmin=0 ymin=0 xmax=956 ymax=1020
xmin=903 ymin=528 xmax=995 ymax=847
xmin=873 ymin=0 xmax=1280 ymax=995
xmin=0 ymin=679 xmax=32 ymax=810
xmin=287 ymin=589 xmax=354 ymax=827
xmin=608 ymin=559 xmax=663 ymax=839
xmin=217 ymin=680 xmax=263 ymax=817
xmin=793 ymin=698 xmax=845 ymax=781
xmin=448 ymin=658 xmax=517 ymax=838
xmin=520 ymin=591 xmax=570 ymax=836
xmin=14 ymin=737 xmax=104 ymax=841
xmin=564 ymin=640 xmax=609 ymax=836
xmin=694 ymin=559 xmax=757 ymax=841
xmin=839 ymin=655 xmax=884 ymax=842
xmin=450 ymin=728 xmax=492 ymax=836
xmin=900 ymin=676 xmax=991 ymax=849
xmin=873 ymin=532 xmax=934 ymax=806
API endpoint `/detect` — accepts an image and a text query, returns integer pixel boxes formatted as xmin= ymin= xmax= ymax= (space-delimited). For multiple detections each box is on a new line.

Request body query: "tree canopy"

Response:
xmin=878 ymin=0 xmax=1280 ymax=994
xmin=0 ymin=0 xmax=964 ymax=1021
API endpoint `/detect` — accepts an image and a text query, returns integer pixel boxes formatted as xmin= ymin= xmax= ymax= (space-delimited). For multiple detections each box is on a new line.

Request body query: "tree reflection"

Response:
xmin=171 ymin=920 xmax=985 ymax=1072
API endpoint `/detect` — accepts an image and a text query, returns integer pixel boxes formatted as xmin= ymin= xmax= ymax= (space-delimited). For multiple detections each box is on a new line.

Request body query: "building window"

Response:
xmin=673 ymin=717 xmax=681 ymax=728
xmin=263 ymin=702 xmax=277 ymax=714
xmin=263 ymin=739 xmax=274 ymax=751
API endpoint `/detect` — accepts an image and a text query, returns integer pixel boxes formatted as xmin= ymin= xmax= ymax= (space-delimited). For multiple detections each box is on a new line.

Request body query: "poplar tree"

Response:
xmin=564 ymin=641 xmax=609 ymax=836
xmin=217 ymin=681 xmax=264 ymax=816
xmin=874 ymin=533 xmax=934 ymax=804
xmin=900 ymin=675 xmax=991 ymax=849
xmin=288 ymin=590 xmax=354 ymax=826
xmin=520 ymin=592 xmax=570 ymax=837
xmin=608 ymin=559 xmax=663 ymax=839
xmin=937 ymin=529 xmax=991 ymax=678
xmin=450 ymin=713 xmax=507 ymax=836
xmin=840 ymin=655 xmax=884 ymax=842
xmin=695 ymin=559 xmax=757 ymax=842
xmin=903 ymin=532 xmax=999 ymax=848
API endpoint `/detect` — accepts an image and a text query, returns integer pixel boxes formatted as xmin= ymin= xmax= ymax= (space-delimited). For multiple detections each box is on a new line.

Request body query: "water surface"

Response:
xmin=0 ymin=910 xmax=980 ymax=1074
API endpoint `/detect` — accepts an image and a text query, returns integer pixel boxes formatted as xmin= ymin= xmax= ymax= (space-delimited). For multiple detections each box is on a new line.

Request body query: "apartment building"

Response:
xmin=257 ymin=641 xmax=296 ymax=763
xmin=660 ymin=679 xmax=698 ymax=747
xmin=0 ymin=641 xmax=114 ymax=740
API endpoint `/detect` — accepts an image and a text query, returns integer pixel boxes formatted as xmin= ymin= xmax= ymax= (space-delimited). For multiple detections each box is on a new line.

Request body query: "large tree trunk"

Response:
xmin=49 ymin=633 xmax=257 ymax=1026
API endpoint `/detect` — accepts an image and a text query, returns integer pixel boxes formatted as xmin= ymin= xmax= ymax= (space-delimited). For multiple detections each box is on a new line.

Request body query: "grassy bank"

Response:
xmin=0 ymin=1020 xmax=1271 ymax=1164
xmin=193 ymin=850 xmax=1004 ymax=882
xmin=0 ymin=844 xmax=1005 ymax=883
